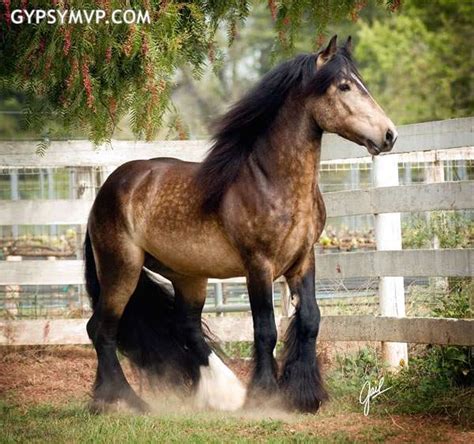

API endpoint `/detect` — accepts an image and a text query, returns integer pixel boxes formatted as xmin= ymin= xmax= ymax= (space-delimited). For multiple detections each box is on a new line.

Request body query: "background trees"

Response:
xmin=0 ymin=0 xmax=472 ymax=143
xmin=355 ymin=0 xmax=474 ymax=125
xmin=0 ymin=0 xmax=399 ymax=142
xmin=174 ymin=0 xmax=473 ymax=137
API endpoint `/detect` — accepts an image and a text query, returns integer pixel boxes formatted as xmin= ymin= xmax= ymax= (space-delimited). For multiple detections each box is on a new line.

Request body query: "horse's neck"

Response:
xmin=255 ymin=101 xmax=321 ymax=200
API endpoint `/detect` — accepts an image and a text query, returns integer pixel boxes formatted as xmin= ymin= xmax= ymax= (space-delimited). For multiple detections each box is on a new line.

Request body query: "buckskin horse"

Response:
xmin=85 ymin=35 xmax=397 ymax=413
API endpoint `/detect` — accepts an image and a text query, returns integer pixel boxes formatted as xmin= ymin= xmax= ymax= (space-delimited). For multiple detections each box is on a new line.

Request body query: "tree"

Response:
xmin=354 ymin=0 xmax=474 ymax=124
xmin=0 ymin=0 xmax=399 ymax=144
xmin=355 ymin=15 xmax=454 ymax=124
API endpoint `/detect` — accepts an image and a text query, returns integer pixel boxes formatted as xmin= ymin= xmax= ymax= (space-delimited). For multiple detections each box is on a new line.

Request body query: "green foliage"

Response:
xmin=403 ymin=0 xmax=474 ymax=119
xmin=222 ymin=341 xmax=253 ymax=359
xmin=222 ymin=340 xmax=284 ymax=359
xmin=384 ymin=346 xmax=473 ymax=424
xmin=355 ymin=0 xmax=474 ymax=124
xmin=402 ymin=211 xmax=474 ymax=249
xmin=327 ymin=348 xmax=384 ymax=401
xmin=35 ymin=136 xmax=51 ymax=156
xmin=0 ymin=0 xmax=398 ymax=143
xmin=385 ymin=276 xmax=473 ymax=424
xmin=432 ymin=278 xmax=473 ymax=320
xmin=327 ymin=345 xmax=473 ymax=424
xmin=355 ymin=15 xmax=453 ymax=124
xmin=171 ymin=0 xmax=473 ymax=138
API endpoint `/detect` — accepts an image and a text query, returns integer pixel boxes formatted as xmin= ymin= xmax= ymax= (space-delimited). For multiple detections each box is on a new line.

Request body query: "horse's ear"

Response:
xmin=344 ymin=36 xmax=352 ymax=53
xmin=322 ymin=35 xmax=337 ymax=57
xmin=317 ymin=35 xmax=337 ymax=68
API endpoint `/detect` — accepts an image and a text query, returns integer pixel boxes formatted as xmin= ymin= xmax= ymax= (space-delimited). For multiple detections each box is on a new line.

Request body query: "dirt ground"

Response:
xmin=1 ymin=346 xmax=472 ymax=443
xmin=0 ymin=346 xmax=252 ymax=407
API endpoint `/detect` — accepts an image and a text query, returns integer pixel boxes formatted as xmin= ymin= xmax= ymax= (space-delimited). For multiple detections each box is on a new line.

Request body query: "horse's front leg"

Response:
xmin=246 ymin=263 xmax=279 ymax=400
xmin=280 ymin=251 xmax=328 ymax=412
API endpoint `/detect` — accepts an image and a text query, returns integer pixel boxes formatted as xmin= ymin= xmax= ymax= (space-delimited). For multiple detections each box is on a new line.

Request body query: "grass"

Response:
xmin=2 ymin=396 xmax=469 ymax=444
xmin=0 ymin=401 xmax=387 ymax=444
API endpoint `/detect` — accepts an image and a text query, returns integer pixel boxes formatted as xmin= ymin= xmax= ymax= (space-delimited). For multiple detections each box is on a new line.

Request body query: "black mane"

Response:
xmin=195 ymin=47 xmax=359 ymax=212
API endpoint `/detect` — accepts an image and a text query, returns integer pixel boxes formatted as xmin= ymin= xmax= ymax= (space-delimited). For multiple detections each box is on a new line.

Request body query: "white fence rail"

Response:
xmin=1 ymin=117 xmax=472 ymax=167
xmin=1 ymin=181 xmax=473 ymax=225
xmin=0 ymin=249 xmax=472 ymax=286
xmin=1 ymin=316 xmax=473 ymax=346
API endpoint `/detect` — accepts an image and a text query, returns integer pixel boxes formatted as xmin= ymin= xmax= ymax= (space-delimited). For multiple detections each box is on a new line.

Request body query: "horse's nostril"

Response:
xmin=385 ymin=129 xmax=393 ymax=143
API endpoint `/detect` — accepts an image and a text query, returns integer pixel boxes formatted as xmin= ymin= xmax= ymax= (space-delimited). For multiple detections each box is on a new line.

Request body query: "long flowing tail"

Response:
xmin=84 ymin=230 xmax=204 ymax=388
xmin=84 ymin=230 xmax=100 ymax=311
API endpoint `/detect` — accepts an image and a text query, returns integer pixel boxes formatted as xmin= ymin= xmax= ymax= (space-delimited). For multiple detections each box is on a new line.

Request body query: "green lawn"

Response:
xmin=2 ymin=399 xmax=471 ymax=444
xmin=0 ymin=402 xmax=371 ymax=444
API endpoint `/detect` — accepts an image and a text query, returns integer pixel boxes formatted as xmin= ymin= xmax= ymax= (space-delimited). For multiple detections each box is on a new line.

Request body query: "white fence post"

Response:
xmin=425 ymin=155 xmax=447 ymax=291
xmin=214 ymin=282 xmax=224 ymax=317
xmin=10 ymin=169 xmax=19 ymax=238
xmin=280 ymin=281 xmax=292 ymax=317
xmin=74 ymin=167 xmax=95 ymax=259
xmin=47 ymin=168 xmax=57 ymax=237
xmin=373 ymin=154 xmax=408 ymax=369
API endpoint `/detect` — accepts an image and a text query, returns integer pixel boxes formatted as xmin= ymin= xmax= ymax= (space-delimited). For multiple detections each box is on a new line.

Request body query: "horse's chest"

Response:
xmin=237 ymin=209 xmax=316 ymax=272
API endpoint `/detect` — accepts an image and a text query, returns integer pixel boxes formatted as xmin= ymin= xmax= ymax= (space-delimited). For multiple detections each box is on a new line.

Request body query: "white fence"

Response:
xmin=0 ymin=117 xmax=473 ymax=350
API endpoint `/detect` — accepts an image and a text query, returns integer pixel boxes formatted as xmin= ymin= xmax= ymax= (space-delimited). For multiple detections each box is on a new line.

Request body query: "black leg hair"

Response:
xmin=172 ymin=282 xmax=213 ymax=387
xmin=279 ymin=252 xmax=328 ymax=412
xmin=87 ymin=309 xmax=149 ymax=413
xmin=247 ymin=265 xmax=278 ymax=397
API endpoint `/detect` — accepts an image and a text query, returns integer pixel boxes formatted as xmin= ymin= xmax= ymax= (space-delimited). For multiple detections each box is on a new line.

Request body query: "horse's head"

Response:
xmin=309 ymin=35 xmax=397 ymax=155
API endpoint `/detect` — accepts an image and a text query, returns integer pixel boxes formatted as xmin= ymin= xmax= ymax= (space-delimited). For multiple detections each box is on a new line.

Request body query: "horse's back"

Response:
xmin=89 ymin=157 xmax=193 ymax=227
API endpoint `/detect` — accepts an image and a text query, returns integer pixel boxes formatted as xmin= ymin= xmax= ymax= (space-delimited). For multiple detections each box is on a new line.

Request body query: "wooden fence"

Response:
xmin=2 ymin=316 xmax=473 ymax=346
xmin=0 ymin=117 xmax=473 ymax=348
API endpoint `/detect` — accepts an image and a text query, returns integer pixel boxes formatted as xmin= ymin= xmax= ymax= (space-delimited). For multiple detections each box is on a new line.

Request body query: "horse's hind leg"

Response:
xmin=172 ymin=277 xmax=246 ymax=411
xmin=86 ymin=240 xmax=148 ymax=413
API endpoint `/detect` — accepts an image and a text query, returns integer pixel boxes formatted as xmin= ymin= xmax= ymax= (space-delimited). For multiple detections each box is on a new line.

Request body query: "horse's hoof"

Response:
xmin=125 ymin=394 xmax=150 ymax=414
xmin=245 ymin=379 xmax=282 ymax=410
xmin=89 ymin=389 xmax=149 ymax=414
xmin=245 ymin=391 xmax=282 ymax=410
xmin=195 ymin=352 xmax=247 ymax=411
xmin=279 ymin=360 xmax=328 ymax=413
xmin=88 ymin=398 xmax=107 ymax=414
xmin=88 ymin=398 xmax=129 ymax=414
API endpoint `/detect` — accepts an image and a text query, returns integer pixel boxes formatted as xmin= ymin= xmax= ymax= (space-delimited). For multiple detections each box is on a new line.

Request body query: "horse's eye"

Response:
xmin=338 ymin=83 xmax=350 ymax=92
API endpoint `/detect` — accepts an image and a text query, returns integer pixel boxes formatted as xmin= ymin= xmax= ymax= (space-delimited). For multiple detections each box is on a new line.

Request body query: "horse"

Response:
xmin=84 ymin=35 xmax=397 ymax=414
